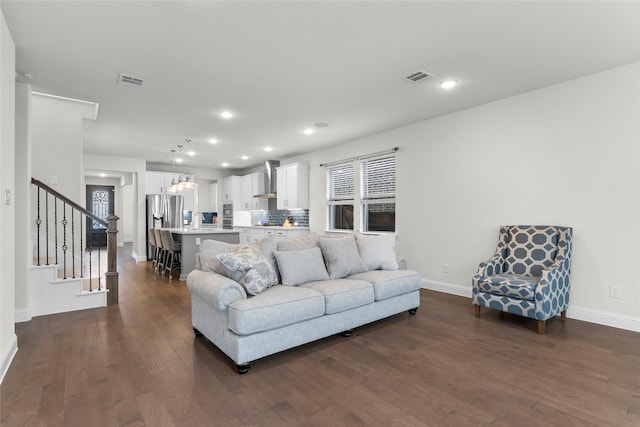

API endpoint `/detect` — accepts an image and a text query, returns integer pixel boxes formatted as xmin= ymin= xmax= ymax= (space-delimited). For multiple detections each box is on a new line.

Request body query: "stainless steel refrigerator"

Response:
xmin=146 ymin=194 xmax=184 ymax=260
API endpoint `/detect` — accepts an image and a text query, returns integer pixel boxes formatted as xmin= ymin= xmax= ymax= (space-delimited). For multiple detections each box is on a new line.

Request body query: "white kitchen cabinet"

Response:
xmin=236 ymin=227 xmax=251 ymax=244
xmin=222 ymin=175 xmax=242 ymax=210
xmin=276 ymin=163 xmax=309 ymax=210
xmin=241 ymin=173 xmax=268 ymax=211
xmin=145 ymin=171 xmax=170 ymax=194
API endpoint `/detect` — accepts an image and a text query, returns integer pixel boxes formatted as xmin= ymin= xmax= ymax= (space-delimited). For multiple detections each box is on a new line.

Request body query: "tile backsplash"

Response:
xmin=250 ymin=199 xmax=309 ymax=227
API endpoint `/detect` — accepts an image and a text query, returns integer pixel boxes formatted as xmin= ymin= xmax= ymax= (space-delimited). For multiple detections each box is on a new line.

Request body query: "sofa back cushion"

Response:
xmin=274 ymin=247 xmax=329 ymax=286
xmin=354 ymin=232 xmax=399 ymax=271
xmin=318 ymin=234 xmax=368 ymax=279
xmin=276 ymin=233 xmax=319 ymax=251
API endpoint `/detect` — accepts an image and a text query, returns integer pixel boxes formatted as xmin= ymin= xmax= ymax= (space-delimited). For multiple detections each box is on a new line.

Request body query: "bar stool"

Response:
xmin=148 ymin=228 xmax=159 ymax=270
xmin=154 ymin=228 xmax=166 ymax=274
xmin=160 ymin=229 xmax=181 ymax=279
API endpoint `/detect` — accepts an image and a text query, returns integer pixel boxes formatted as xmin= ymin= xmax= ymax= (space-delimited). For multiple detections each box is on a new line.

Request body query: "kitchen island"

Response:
xmin=166 ymin=228 xmax=239 ymax=281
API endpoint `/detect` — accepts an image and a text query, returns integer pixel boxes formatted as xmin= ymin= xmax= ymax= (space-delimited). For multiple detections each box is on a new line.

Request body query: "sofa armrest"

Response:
xmin=536 ymin=257 xmax=571 ymax=299
xmin=187 ymin=269 xmax=247 ymax=311
xmin=474 ymin=253 xmax=504 ymax=279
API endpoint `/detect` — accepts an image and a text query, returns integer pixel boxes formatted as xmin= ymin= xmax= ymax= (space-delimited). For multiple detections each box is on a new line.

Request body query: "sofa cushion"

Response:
xmin=354 ymin=232 xmax=399 ymax=271
xmin=347 ymin=270 xmax=421 ymax=301
xmin=301 ymin=279 xmax=374 ymax=314
xmin=477 ymin=273 xmax=538 ymax=301
xmin=217 ymin=246 xmax=279 ymax=295
xmin=274 ymin=247 xmax=329 ymax=286
xmin=505 ymin=225 xmax=559 ymax=277
xmin=276 ymin=233 xmax=319 ymax=251
xmin=228 ymin=285 xmax=325 ymax=335
xmin=318 ymin=234 xmax=368 ymax=279
xmin=201 ymin=237 xmax=278 ymax=283
xmin=200 ymin=239 xmax=236 ymax=278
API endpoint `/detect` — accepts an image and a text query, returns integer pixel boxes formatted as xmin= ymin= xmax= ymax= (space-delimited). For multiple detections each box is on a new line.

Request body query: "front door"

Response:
xmin=86 ymin=185 xmax=114 ymax=248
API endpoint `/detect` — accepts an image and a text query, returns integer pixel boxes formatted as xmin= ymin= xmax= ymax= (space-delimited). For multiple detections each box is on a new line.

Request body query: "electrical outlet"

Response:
xmin=443 ymin=264 xmax=449 ymax=274
xmin=195 ymin=237 xmax=201 ymax=245
xmin=609 ymin=285 xmax=621 ymax=298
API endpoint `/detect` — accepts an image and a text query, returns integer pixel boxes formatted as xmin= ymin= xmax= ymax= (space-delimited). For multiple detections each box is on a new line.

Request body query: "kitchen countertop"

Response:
xmin=165 ymin=228 xmax=239 ymax=234
xmin=234 ymin=225 xmax=310 ymax=230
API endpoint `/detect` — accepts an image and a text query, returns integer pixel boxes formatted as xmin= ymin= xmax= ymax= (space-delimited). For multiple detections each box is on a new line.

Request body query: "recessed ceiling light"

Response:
xmin=439 ymin=79 xmax=458 ymax=89
xmin=221 ymin=162 xmax=229 ymax=167
xmin=303 ymin=128 xmax=315 ymax=135
xmin=99 ymin=173 xmax=106 ymax=177
xmin=264 ymin=146 xmax=273 ymax=152
xmin=241 ymin=155 xmax=248 ymax=160
xmin=220 ymin=111 xmax=234 ymax=119
xmin=187 ymin=151 xmax=195 ymax=156
xmin=208 ymin=138 xmax=218 ymax=144
xmin=176 ymin=158 xmax=184 ymax=163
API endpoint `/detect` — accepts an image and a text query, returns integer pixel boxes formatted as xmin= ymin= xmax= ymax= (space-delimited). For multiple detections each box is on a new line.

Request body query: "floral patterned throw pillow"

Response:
xmin=217 ymin=246 xmax=278 ymax=295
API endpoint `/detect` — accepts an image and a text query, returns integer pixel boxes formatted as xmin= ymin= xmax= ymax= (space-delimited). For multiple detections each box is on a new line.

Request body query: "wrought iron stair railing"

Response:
xmin=31 ymin=177 xmax=119 ymax=305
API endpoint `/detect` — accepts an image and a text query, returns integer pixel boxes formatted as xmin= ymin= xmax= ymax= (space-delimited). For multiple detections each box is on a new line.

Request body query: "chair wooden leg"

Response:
xmin=537 ymin=320 xmax=546 ymax=334
xmin=560 ymin=311 xmax=567 ymax=322
xmin=474 ymin=304 xmax=481 ymax=317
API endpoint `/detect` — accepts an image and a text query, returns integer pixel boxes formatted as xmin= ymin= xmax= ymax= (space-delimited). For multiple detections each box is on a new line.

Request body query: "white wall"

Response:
xmin=285 ymin=62 xmax=640 ymax=327
xmin=14 ymin=83 xmax=31 ymax=321
xmin=31 ymin=94 xmax=95 ymax=202
xmin=0 ymin=8 xmax=16 ymax=382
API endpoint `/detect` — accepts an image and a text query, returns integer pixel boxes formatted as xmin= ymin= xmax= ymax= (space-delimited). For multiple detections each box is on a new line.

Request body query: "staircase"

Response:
xmin=29 ymin=178 xmax=119 ymax=317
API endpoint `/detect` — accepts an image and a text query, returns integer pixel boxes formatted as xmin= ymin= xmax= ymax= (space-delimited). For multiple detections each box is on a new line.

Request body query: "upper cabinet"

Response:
xmin=276 ymin=163 xmax=309 ymax=210
xmin=241 ymin=173 xmax=268 ymax=211
xmin=145 ymin=171 xmax=170 ymax=194
xmin=223 ymin=173 xmax=268 ymax=211
xmin=221 ymin=175 xmax=242 ymax=210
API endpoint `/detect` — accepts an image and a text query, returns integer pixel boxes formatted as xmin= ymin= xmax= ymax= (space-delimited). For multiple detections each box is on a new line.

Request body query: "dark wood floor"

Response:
xmin=2 ymin=245 xmax=639 ymax=426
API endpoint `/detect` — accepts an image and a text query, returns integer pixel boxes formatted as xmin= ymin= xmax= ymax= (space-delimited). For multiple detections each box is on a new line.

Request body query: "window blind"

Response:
xmin=362 ymin=155 xmax=395 ymax=201
xmin=328 ymin=163 xmax=354 ymax=201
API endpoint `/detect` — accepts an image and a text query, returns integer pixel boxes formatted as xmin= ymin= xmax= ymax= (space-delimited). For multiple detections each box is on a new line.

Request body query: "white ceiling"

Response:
xmin=2 ymin=1 xmax=639 ymax=170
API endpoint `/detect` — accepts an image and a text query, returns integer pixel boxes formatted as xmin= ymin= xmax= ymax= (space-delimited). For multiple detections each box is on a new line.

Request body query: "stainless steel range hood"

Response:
xmin=254 ymin=160 xmax=280 ymax=199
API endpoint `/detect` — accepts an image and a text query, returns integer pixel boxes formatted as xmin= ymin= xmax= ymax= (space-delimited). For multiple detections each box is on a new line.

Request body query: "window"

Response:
xmin=328 ymin=163 xmax=354 ymax=230
xmin=326 ymin=151 xmax=396 ymax=233
xmin=362 ymin=155 xmax=395 ymax=232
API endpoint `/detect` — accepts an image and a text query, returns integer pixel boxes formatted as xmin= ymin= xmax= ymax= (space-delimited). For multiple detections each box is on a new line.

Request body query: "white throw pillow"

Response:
xmin=318 ymin=234 xmax=368 ymax=279
xmin=217 ymin=246 xmax=279 ymax=295
xmin=274 ymin=247 xmax=329 ymax=286
xmin=354 ymin=232 xmax=399 ymax=271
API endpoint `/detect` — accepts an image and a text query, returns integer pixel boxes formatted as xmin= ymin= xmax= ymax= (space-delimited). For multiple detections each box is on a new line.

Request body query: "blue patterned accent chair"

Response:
xmin=472 ymin=225 xmax=572 ymax=333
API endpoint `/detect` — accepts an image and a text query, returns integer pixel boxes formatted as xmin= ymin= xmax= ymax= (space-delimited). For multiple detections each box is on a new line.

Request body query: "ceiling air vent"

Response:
xmin=403 ymin=69 xmax=434 ymax=83
xmin=117 ymin=73 xmax=146 ymax=88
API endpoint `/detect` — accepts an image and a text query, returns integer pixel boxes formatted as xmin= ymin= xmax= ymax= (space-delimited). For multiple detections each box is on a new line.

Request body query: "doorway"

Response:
xmin=86 ymin=185 xmax=114 ymax=248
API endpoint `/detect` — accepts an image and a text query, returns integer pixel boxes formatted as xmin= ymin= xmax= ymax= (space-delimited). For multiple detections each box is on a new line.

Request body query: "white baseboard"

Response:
xmin=421 ymin=278 xmax=640 ymax=333
xmin=422 ymin=279 xmax=472 ymax=298
xmin=0 ymin=334 xmax=18 ymax=384
xmin=567 ymin=306 xmax=640 ymax=333
xmin=131 ymin=251 xmax=147 ymax=263
xmin=15 ymin=308 xmax=32 ymax=323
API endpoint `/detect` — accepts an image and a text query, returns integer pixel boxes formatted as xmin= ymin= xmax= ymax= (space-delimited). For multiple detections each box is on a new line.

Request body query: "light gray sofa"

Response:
xmin=187 ymin=233 xmax=421 ymax=373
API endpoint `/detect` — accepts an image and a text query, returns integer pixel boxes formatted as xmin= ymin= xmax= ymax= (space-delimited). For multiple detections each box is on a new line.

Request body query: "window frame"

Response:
xmin=360 ymin=154 xmax=396 ymax=233
xmin=326 ymin=153 xmax=396 ymax=234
